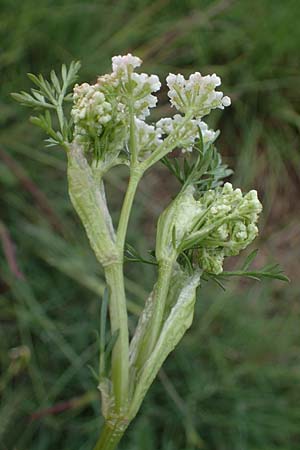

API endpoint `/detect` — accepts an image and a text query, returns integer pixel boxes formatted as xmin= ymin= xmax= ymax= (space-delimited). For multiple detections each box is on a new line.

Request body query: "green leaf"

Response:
xmin=241 ymin=248 xmax=259 ymax=270
xmin=27 ymin=72 xmax=43 ymax=89
xmin=50 ymin=70 xmax=61 ymax=94
xmin=61 ymin=63 xmax=67 ymax=83
xmin=12 ymin=61 xmax=81 ymax=148
xmin=162 ymin=142 xmax=232 ymax=193
xmin=87 ymin=365 xmax=99 ymax=382
xmin=124 ymin=242 xmax=158 ymax=266
xmin=221 ymin=269 xmax=289 ymax=282
xmin=11 ymin=91 xmax=55 ymax=109
xmin=104 ymin=329 xmax=120 ymax=369
xmin=212 ymin=250 xmax=289 ymax=283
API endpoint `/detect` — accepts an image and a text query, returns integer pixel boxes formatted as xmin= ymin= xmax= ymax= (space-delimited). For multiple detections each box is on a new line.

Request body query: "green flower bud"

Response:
xmin=156 ymin=182 xmax=262 ymax=274
xmin=198 ymin=248 xmax=224 ymax=275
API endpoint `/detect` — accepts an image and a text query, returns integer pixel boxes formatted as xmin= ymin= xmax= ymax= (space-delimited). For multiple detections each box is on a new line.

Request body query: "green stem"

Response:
xmin=104 ymin=168 xmax=143 ymax=410
xmin=116 ymin=168 xmax=142 ymax=249
xmin=135 ymin=259 xmax=174 ymax=369
xmin=93 ymin=422 xmax=126 ymax=450
xmin=104 ymin=262 xmax=129 ymax=411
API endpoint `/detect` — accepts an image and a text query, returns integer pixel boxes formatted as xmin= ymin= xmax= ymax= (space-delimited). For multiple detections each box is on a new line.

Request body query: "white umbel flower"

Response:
xmin=99 ymin=55 xmax=161 ymax=119
xmin=166 ymin=71 xmax=231 ymax=118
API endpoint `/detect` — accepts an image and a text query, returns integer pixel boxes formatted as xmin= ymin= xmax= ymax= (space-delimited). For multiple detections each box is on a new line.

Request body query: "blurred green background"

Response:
xmin=1 ymin=0 xmax=300 ymax=449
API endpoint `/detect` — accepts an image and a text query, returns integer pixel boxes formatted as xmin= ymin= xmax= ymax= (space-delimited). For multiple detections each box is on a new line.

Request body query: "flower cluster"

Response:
xmin=157 ymin=114 xmax=218 ymax=153
xmin=135 ymin=118 xmax=162 ymax=159
xmin=187 ymin=183 xmax=262 ymax=274
xmin=71 ymin=54 xmax=161 ymax=158
xmin=156 ymin=182 xmax=262 ymax=274
xmin=97 ymin=54 xmax=161 ymax=121
xmin=70 ymin=54 xmax=231 ymax=164
xmin=71 ymin=82 xmax=112 ymax=143
xmin=166 ymin=72 xmax=231 ymax=118
xmin=112 ymin=54 xmax=142 ymax=77
xmin=197 ymin=247 xmax=225 ymax=275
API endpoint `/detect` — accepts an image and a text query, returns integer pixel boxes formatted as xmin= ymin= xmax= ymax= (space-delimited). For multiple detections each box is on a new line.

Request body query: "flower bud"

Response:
xmin=198 ymin=248 xmax=224 ymax=275
xmin=156 ymin=182 xmax=262 ymax=274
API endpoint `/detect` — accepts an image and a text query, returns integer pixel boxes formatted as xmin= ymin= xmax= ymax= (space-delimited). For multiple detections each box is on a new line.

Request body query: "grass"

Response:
xmin=1 ymin=0 xmax=300 ymax=449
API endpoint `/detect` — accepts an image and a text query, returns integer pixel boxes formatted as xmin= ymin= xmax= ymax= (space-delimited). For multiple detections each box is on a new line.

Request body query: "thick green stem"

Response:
xmin=104 ymin=262 xmax=129 ymax=411
xmin=93 ymin=422 xmax=126 ymax=450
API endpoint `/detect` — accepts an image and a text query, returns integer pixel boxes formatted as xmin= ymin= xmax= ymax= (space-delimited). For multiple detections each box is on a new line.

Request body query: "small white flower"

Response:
xmin=112 ymin=53 xmax=142 ymax=74
xmin=197 ymin=120 xmax=219 ymax=145
xmin=222 ymin=96 xmax=231 ymax=107
xmin=110 ymin=56 xmax=161 ymax=119
xmin=157 ymin=115 xmax=218 ymax=153
xmin=135 ymin=118 xmax=162 ymax=159
xmin=131 ymin=72 xmax=161 ymax=118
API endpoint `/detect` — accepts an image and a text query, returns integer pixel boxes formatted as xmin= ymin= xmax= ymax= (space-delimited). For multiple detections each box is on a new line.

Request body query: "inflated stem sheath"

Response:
xmin=128 ymin=270 xmax=201 ymax=419
xmin=67 ymin=143 xmax=119 ymax=267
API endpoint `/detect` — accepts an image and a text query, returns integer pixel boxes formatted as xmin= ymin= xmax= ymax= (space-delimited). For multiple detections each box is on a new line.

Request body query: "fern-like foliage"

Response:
xmin=161 ymin=129 xmax=232 ymax=193
xmin=203 ymin=249 xmax=290 ymax=290
xmin=12 ymin=61 xmax=81 ymax=148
